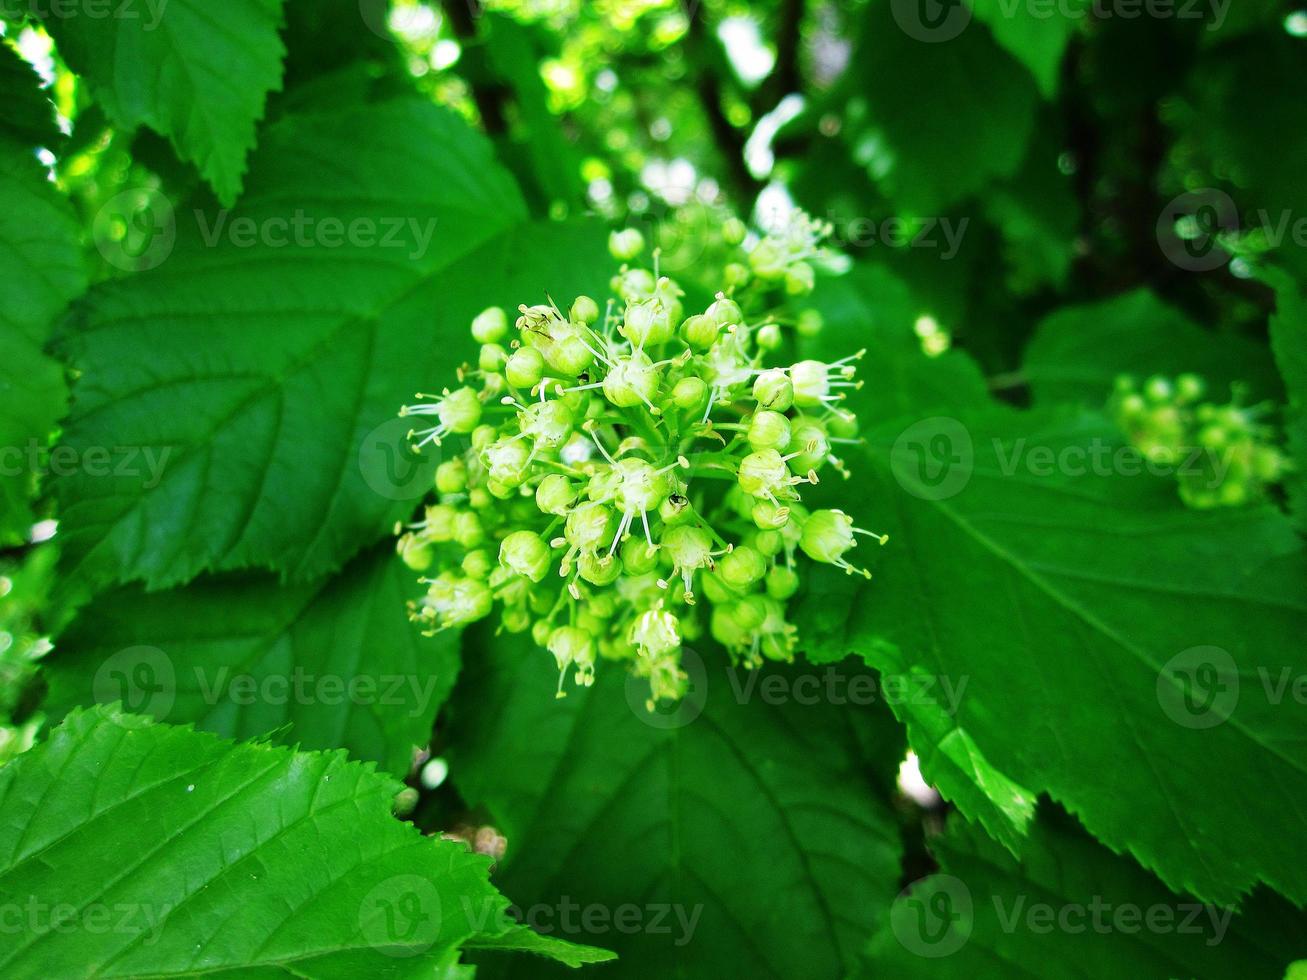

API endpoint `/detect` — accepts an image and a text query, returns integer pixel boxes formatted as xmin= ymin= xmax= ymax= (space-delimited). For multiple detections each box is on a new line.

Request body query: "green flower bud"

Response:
xmin=682 ymin=313 xmax=721 ymax=350
xmin=791 ymin=360 xmax=831 ymax=408
xmin=621 ymin=536 xmax=659 ymax=575
xmin=766 ymin=565 xmax=799 ymax=599
xmin=499 ymin=529 xmax=552 ymax=582
xmin=579 ymin=551 xmax=622 ymax=586
xmin=548 ymin=625 xmax=596 ymax=681
xmin=422 ymin=574 xmax=492 ymax=630
xmin=535 ymin=473 xmax=576 ymax=515
xmin=724 ymin=262 xmax=751 ymax=288
xmin=506 ymin=346 xmax=546 ymax=388
xmin=521 ymin=399 xmax=574 ymax=449
xmin=532 ymin=619 xmax=552 ymax=646
xmin=435 ymin=457 xmax=468 ymax=494
xmin=720 ymin=545 xmax=766 ymax=588
xmin=799 ymin=509 xmax=853 ymax=563
xmin=622 ymin=299 xmax=675 ymax=347
xmin=738 ymin=449 xmax=792 ymax=499
xmin=1144 ymin=375 xmax=1172 ymax=402
xmin=571 ymin=294 xmax=600 ymax=324
xmin=482 ymin=438 xmax=531 ymax=487
xmin=423 ymin=503 xmax=457 ymax=542
xmin=547 ymin=334 xmax=595 ymax=376
xmin=453 ymin=510 xmax=485 ymax=548
xmin=748 ymin=528 xmax=783 ymax=557
xmin=603 ymin=351 xmax=660 ymax=409
xmin=748 ymin=238 xmax=787 ymax=279
xmin=471 ymin=307 xmax=508 ymax=343
xmin=609 ymin=228 xmax=645 ymax=261
xmin=748 ymin=410 xmax=792 ymax=452
xmin=1176 ymin=373 xmax=1205 ymax=403
xmin=629 ymin=609 xmax=680 ymax=658
xmin=796 ymin=309 xmax=823 ymax=337
xmin=501 ymin=605 xmax=531 ymax=633
xmin=706 ymin=294 xmax=743 ymax=327
xmin=756 ymin=323 xmax=782 ymax=350
xmin=468 ymin=487 xmax=492 ymax=510
xmin=787 ymin=417 xmax=829 ymax=472
xmin=436 ymin=386 xmax=482 ymax=434
xmin=662 ymin=524 xmax=714 ymax=572
xmin=732 ymin=595 xmax=767 ymax=630
xmin=565 ymin=501 xmax=616 ymax=553
xmin=752 ymin=499 xmax=791 ymax=530
xmin=700 ymin=567 xmax=736 ymax=603
xmin=398 ymin=535 xmax=433 ymax=571
xmin=479 ymin=343 xmax=508 ymax=373
xmin=785 ymin=262 xmax=815 ymax=295
xmin=462 ymin=549 xmax=493 ymax=579
xmin=614 ymin=457 xmax=674 ymax=514
xmin=471 ymin=424 xmax=497 ymax=451
xmin=658 ymin=493 xmax=693 ymax=528
xmin=613 ymin=267 xmax=656 ymax=302
xmin=672 ymin=376 xmax=709 ymax=411
xmin=827 ymin=409 xmax=858 ymax=439
xmin=722 ymin=216 xmax=747 ymax=245
xmin=753 ymin=369 xmax=793 ymax=411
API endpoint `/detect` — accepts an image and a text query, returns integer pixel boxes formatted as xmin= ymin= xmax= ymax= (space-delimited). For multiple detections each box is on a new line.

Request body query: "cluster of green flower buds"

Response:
xmin=398 ymin=216 xmax=885 ymax=708
xmin=1110 ymin=373 xmax=1288 ymax=509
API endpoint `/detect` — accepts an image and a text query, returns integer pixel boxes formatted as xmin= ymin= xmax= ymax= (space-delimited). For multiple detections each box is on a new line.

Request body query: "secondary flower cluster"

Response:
xmin=398 ymin=219 xmax=884 ymax=706
xmin=1110 ymin=373 xmax=1288 ymax=509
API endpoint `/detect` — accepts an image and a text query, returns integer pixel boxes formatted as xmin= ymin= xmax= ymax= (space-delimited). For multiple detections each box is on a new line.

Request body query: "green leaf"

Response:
xmin=0 ymin=42 xmax=61 ymax=149
xmin=44 ymin=542 xmax=453 ymax=776
xmin=0 ymin=138 xmax=84 ymax=542
xmin=970 ymin=0 xmax=1084 ymax=98
xmin=39 ymin=0 xmax=288 ymax=205
xmin=52 ymin=98 xmax=611 ymax=593
xmin=796 ymin=405 xmax=1307 ymax=906
xmin=0 ymin=705 xmax=610 ymax=977
xmin=841 ymin=2 xmax=1039 ymax=212
xmin=447 ymin=632 xmax=905 ymax=978
xmin=1265 ymin=268 xmax=1307 ymax=531
xmin=864 ymin=809 xmax=1306 ymax=977
xmin=1024 ymin=289 xmax=1282 ymax=405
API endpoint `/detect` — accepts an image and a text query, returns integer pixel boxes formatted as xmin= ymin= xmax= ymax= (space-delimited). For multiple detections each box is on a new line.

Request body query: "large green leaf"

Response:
xmin=796 ymin=405 xmax=1307 ymax=906
xmin=864 ymin=809 xmax=1306 ymax=978
xmin=447 ymin=632 xmax=905 ymax=979
xmin=52 ymin=98 xmax=611 ymax=593
xmin=43 ymin=542 xmax=453 ymax=776
xmin=0 ymin=705 xmax=613 ymax=977
xmin=0 ymin=73 xmax=84 ymax=541
xmin=1024 ymin=289 xmax=1282 ymax=405
xmin=841 ymin=0 xmax=1039 ymax=212
xmin=39 ymin=0 xmax=287 ymax=204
